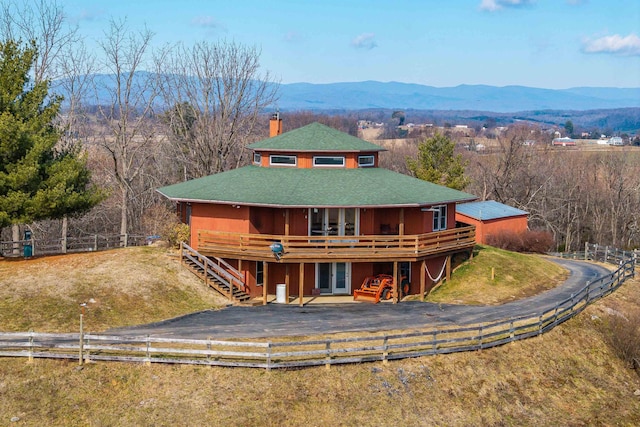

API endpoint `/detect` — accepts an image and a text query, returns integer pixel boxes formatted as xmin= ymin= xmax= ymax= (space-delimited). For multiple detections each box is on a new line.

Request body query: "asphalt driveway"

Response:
xmin=110 ymin=259 xmax=612 ymax=340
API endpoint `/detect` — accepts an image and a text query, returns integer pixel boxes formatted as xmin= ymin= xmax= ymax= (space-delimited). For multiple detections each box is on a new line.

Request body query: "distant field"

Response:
xmin=360 ymin=127 xmax=640 ymax=152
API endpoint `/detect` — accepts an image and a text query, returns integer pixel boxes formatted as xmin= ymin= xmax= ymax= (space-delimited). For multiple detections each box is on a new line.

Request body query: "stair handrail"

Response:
xmin=182 ymin=243 xmax=247 ymax=294
xmin=202 ymin=254 xmax=247 ymax=294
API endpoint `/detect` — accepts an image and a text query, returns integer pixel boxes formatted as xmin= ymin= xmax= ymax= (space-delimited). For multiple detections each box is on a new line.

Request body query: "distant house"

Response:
xmin=552 ymin=137 xmax=575 ymax=147
xmin=455 ymin=201 xmax=528 ymax=245
xmin=608 ymin=136 xmax=624 ymax=146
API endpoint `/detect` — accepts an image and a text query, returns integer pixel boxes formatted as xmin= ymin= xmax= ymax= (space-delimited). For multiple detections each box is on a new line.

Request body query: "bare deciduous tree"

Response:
xmin=0 ymin=0 xmax=78 ymax=82
xmin=91 ymin=18 xmax=163 ymax=240
xmin=158 ymin=40 xmax=279 ymax=179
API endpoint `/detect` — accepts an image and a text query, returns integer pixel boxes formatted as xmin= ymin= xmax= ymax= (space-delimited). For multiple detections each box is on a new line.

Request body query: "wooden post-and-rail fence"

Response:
xmin=0 ymin=234 xmax=148 ymax=257
xmin=0 ymin=243 xmax=636 ymax=370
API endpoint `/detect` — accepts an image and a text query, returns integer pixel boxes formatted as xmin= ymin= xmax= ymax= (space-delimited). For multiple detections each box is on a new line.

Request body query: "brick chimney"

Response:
xmin=269 ymin=112 xmax=282 ymax=137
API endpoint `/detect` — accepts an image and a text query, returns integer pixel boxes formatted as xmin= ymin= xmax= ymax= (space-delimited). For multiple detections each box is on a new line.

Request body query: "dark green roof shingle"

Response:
xmin=248 ymin=122 xmax=385 ymax=152
xmin=157 ymin=166 xmax=475 ymax=207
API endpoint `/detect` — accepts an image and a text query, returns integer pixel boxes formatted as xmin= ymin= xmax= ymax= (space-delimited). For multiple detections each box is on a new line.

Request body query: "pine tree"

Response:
xmin=0 ymin=40 xmax=102 ymax=228
xmin=407 ymin=133 xmax=470 ymax=191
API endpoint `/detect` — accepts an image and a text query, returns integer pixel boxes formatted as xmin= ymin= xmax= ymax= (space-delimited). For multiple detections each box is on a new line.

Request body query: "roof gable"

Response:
xmin=248 ymin=122 xmax=385 ymax=153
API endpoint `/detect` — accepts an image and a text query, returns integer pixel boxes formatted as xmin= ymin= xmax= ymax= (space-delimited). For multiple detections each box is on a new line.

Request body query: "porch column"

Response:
xmin=285 ymin=264 xmax=290 ymax=304
xmin=420 ymin=259 xmax=426 ymax=298
xmin=299 ymin=263 xmax=305 ymax=307
xmin=263 ymin=261 xmax=268 ymax=305
xmin=399 ymin=208 xmax=405 ymax=235
xmin=284 ymin=208 xmax=290 ymax=236
xmin=393 ymin=261 xmax=399 ymax=304
xmin=446 ymin=255 xmax=452 ymax=281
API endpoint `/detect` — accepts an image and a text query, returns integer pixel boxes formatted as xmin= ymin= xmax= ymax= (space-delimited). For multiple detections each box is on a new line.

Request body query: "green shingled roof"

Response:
xmin=157 ymin=166 xmax=476 ymax=207
xmin=248 ymin=122 xmax=386 ymax=152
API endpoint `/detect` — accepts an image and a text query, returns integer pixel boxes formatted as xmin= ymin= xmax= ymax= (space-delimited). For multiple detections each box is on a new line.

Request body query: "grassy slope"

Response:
xmin=0 ymin=247 xmax=639 ymax=426
xmin=425 ymin=245 xmax=568 ymax=305
xmin=0 ymin=247 xmax=226 ymax=332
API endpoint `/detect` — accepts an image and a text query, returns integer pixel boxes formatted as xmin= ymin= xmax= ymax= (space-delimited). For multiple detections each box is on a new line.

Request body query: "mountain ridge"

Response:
xmin=277 ymin=81 xmax=640 ymax=112
xmin=51 ymin=73 xmax=640 ymax=113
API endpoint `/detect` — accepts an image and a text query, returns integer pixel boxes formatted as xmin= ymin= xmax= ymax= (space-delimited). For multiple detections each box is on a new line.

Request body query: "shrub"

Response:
xmin=486 ymin=229 xmax=554 ymax=253
xmin=601 ymin=309 xmax=640 ymax=371
xmin=163 ymin=222 xmax=191 ymax=248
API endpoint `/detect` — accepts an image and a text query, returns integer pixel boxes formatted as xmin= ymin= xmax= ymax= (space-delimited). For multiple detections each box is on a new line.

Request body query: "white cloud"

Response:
xmin=191 ymin=15 xmax=223 ymax=29
xmin=480 ymin=0 xmax=534 ymax=12
xmin=351 ymin=33 xmax=377 ymax=50
xmin=283 ymin=31 xmax=302 ymax=43
xmin=68 ymin=8 xmax=105 ymax=24
xmin=582 ymin=33 xmax=640 ymax=56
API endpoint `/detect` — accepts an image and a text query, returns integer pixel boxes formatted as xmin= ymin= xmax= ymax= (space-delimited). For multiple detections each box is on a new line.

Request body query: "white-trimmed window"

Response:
xmin=270 ymin=154 xmax=297 ymax=166
xmin=358 ymin=155 xmax=375 ymax=167
xmin=432 ymin=205 xmax=447 ymax=231
xmin=253 ymin=152 xmax=262 ymax=165
xmin=313 ymin=156 xmax=345 ymax=167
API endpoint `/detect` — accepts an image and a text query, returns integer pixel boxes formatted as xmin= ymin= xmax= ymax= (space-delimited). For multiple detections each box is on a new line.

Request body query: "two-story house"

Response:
xmin=157 ymin=116 xmax=476 ymax=305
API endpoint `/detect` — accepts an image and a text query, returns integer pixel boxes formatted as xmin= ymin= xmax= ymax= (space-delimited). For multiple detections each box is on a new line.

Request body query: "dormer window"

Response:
xmin=313 ymin=156 xmax=345 ymax=167
xmin=358 ymin=155 xmax=375 ymax=167
xmin=270 ymin=154 xmax=297 ymax=166
xmin=253 ymin=152 xmax=262 ymax=165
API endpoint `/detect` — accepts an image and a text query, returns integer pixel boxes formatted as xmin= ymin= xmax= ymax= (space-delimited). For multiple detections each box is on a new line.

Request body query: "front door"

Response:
xmin=316 ymin=262 xmax=351 ymax=294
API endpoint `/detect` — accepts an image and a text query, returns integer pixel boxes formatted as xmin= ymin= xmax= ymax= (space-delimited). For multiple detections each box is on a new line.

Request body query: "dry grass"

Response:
xmin=1 ymin=287 xmax=639 ymax=426
xmin=425 ymin=245 xmax=568 ymax=305
xmin=0 ymin=247 xmax=226 ymax=332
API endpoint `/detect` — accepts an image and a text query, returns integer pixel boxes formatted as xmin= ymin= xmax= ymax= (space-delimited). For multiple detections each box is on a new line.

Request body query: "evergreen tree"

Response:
xmin=407 ymin=133 xmax=470 ymax=190
xmin=0 ymin=40 xmax=101 ymax=228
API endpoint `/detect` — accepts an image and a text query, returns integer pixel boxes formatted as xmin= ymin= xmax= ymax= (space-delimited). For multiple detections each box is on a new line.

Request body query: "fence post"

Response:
xmin=28 ymin=330 xmax=34 ymax=364
xmin=79 ymin=305 xmax=85 ymax=366
xmin=584 ymin=242 xmax=589 ymax=261
xmin=538 ymin=315 xmax=543 ymax=337
xmin=93 ymin=235 xmax=98 ymax=251
xmin=145 ymin=335 xmax=151 ymax=366
xmin=325 ymin=341 xmax=332 ymax=370
xmin=266 ymin=342 xmax=272 ymax=371
xmin=382 ymin=335 xmax=389 ymax=364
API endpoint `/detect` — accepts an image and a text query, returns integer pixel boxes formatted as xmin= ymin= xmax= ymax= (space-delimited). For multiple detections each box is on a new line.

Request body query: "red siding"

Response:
xmin=455 ymin=212 xmax=528 ymax=244
xmin=190 ymin=204 xmax=250 ymax=249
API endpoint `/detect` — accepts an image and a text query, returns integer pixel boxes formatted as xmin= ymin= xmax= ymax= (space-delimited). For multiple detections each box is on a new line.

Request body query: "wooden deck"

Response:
xmin=197 ymin=226 xmax=475 ymax=262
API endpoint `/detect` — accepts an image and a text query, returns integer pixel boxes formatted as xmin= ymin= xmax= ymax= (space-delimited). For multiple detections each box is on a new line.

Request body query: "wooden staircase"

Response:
xmin=180 ymin=243 xmax=252 ymax=304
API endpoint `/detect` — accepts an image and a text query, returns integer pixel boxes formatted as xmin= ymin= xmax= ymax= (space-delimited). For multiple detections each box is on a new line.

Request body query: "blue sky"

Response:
xmin=60 ymin=0 xmax=640 ymax=89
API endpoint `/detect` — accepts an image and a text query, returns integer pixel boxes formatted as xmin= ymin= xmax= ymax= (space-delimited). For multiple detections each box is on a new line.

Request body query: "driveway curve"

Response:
xmin=111 ymin=259 xmax=612 ymax=340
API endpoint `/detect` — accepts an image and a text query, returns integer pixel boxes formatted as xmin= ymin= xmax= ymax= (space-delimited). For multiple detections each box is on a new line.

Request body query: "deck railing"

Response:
xmin=197 ymin=226 xmax=476 ymax=261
